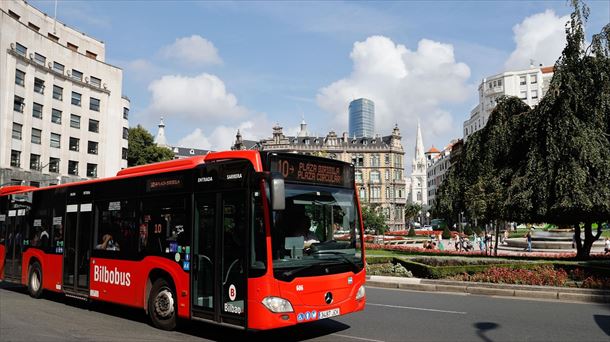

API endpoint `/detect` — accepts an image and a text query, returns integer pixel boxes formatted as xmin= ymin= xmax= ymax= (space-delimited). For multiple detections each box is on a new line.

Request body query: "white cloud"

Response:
xmin=316 ymin=35 xmax=471 ymax=150
xmin=147 ymin=73 xmax=247 ymax=123
xmin=176 ymin=116 xmax=272 ymax=151
xmin=505 ymin=10 xmax=569 ymax=70
xmin=160 ymin=35 xmax=222 ymax=66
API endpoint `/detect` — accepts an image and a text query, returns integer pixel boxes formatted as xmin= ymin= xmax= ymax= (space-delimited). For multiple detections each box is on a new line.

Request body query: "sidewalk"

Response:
xmin=366 ymin=275 xmax=610 ymax=304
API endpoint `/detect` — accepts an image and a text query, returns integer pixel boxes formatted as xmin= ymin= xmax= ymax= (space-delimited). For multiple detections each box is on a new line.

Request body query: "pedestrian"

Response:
xmin=604 ymin=237 xmax=610 ymax=255
xmin=502 ymin=230 xmax=509 ymax=245
xmin=525 ymin=230 xmax=532 ymax=252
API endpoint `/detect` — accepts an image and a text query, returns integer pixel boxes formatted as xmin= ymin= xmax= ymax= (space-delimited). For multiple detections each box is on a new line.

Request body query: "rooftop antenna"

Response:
xmin=53 ymin=0 xmax=58 ymax=34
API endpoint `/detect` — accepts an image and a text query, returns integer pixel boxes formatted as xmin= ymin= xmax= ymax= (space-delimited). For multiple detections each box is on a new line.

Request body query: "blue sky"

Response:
xmin=31 ymin=0 xmax=610 ymax=157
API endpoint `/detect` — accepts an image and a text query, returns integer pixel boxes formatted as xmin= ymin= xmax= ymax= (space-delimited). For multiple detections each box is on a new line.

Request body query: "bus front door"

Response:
xmin=62 ymin=202 xmax=93 ymax=294
xmin=193 ymin=190 xmax=247 ymax=328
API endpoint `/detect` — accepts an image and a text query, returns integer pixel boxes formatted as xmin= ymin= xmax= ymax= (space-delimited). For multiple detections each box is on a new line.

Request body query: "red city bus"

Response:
xmin=0 ymin=150 xmax=366 ymax=330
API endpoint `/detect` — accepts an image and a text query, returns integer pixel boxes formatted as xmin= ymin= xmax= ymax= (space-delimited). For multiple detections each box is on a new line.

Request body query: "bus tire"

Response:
xmin=28 ymin=262 xmax=43 ymax=298
xmin=148 ymin=278 xmax=177 ymax=330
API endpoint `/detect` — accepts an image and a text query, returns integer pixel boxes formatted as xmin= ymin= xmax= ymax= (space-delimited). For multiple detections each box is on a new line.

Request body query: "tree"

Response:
xmin=127 ymin=125 xmax=174 ymax=167
xmin=361 ymin=204 xmax=386 ymax=235
xmin=435 ymin=0 xmax=610 ymax=259
xmin=404 ymin=203 xmax=422 ymax=224
xmin=520 ymin=0 xmax=610 ymax=259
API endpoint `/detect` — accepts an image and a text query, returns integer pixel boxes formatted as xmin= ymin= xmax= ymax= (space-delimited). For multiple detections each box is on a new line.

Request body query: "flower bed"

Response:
xmin=449 ymin=265 xmax=569 ymax=287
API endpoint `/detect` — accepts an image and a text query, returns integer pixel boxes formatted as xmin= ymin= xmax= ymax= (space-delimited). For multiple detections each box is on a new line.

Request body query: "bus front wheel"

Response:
xmin=28 ymin=262 xmax=43 ymax=298
xmin=148 ymin=278 xmax=177 ymax=330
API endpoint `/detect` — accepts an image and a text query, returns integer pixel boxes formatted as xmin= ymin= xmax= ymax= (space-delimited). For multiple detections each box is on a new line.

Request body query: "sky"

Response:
xmin=31 ymin=0 xmax=610 ymax=159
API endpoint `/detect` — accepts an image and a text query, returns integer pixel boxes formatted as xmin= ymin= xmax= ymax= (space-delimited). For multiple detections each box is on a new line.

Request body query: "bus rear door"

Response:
xmin=62 ymin=188 xmax=93 ymax=295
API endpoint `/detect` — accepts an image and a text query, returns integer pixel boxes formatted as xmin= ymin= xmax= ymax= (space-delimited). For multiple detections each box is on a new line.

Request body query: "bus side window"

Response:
xmin=141 ymin=197 xmax=187 ymax=257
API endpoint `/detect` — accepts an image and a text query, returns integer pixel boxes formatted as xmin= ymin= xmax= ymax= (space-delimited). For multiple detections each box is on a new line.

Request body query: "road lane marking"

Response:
xmin=368 ymin=303 xmax=466 ymax=315
xmin=332 ymin=333 xmax=386 ymax=342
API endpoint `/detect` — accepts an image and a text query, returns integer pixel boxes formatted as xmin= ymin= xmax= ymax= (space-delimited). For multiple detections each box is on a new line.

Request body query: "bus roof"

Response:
xmin=0 ymin=150 xmax=263 ymax=196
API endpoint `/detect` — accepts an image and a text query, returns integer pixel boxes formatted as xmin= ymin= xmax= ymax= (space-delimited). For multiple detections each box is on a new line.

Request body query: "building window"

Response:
xmin=34 ymin=77 xmax=45 ymax=94
xmin=33 ymin=103 xmax=43 ymax=119
xmin=531 ymin=75 xmax=537 ymax=84
xmin=371 ymin=154 xmax=380 ymax=167
xmin=520 ymin=91 xmax=527 ymax=100
xmin=385 ymin=187 xmax=390 ymax=199
xmin=52 ymin=109 xmax=62 ymax=124
xmin=67 ymin=42 xmax=78 ymax=52
xmin=70 ymin=114 xmax=81 ymax=128
xmin=122 ymin=148 xmax=128 ymax=160
xmin=68 ymin=160 xmax=79 ymax=176
xmin=53 ymin=61 xmax=64 ymax=74
xmin=31 ymin=128 xmax=42 ymax=144
xmin=34 ymin=53 xmax=46 ymax=65
xmin=355 ymin=171 xmax=363 ymax=183
xmin=359 ymin=187 xmax=367 ymax=201
xmin=71 ymin=92 xmax=81 ymax=106
xmin=385 ymin=170 xmax=390 ymax=181
xmin=394 ymin=156 xmax=402 ymax=168
xmin=520 ymin=76 xmax=526 ymax=85
xmin=531 ymin=90 xmax=538 ymax=99
xmin=14 ymin=95 xmax=25 ymax=112
xmin=50 ymin=133 xmax=61 ymax=148
xmin=498 ymin=79 xmax=503 ymax=87
xmin=11 ymin=150 xmax=21 ymax=168
xmin=123 ymin=107 xmax=129 ymax=119
xmin=48 ymin=33 xmax=59 ymax=42
xmin=30 ymin=154 xmax=41 ymax=171
xmin=370 ymin=171 xmax=380 ymax=183
xmin=53 ymin=85 xmax=63 ymax=100
xmin=90 ymin=76 xmax=101 ymax=87
xmin=12 ymin=123 xmax=22 ymax=140
xmin=89 ymin=97 xmax=100 ymax=111
xmin=351 ymin=155 xmax=363 ymax=167
xmin=15 ymin=69 xmax=25 ymax=86
xmin=89 ymin=119 xmax=99 ymax=133
xmin=71 ymin=69 xmax=83 ymax=82
xmin=8 ymin=10 xmax=20 ymax=20
xmin=87 ymin=141 xmax=98 ymax=155
xmin=69 ymin=137 xmax=80 ymax=152
xmin=49 ymin=158 xmax=60 ymax=173
xmin=15 ymin=42 xmax=27 ymax=56
xmin=86 ymin=50 xmax=98 ymax=59
xmin=123 ymin=127 xmax=129 ymax=140
xmin=86 ymin=163 xmax=97 ymax=177
xmin=371 ymin=187 xmax=380 ymax=199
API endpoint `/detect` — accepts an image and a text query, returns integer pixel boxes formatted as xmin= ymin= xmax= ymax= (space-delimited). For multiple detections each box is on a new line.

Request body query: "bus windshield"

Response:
xmin=271 ymin=183 xmax=363 ymax=281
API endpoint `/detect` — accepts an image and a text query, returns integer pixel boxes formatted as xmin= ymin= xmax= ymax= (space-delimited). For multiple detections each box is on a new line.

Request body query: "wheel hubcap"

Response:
xmin=154 ymin=288 xmax=175 ymax=318
xmin=31 ymin=271 xmax=40 ymax=292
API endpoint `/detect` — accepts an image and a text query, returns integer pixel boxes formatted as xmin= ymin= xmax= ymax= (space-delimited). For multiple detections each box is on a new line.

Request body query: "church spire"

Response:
xmin=154 ymin=117 xmax=168 ymax=147
xmin=414 ymin=120 xmax=425 ymax=161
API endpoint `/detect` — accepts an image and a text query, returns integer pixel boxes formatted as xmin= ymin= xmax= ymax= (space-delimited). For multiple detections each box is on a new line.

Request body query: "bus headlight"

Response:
xmin=262 ymin=296 xmax=294 ymax=313
xmin=356 ymin=285 xmax=366 ymax=300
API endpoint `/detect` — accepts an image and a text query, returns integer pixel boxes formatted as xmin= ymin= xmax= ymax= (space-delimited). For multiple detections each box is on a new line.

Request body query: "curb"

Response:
xmin=366 ymin=275 xmax=610 ymax=304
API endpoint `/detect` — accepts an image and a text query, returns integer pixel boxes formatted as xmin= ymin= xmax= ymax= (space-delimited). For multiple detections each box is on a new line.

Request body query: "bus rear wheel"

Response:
xmin=28 ymin=262 xmax=43 ymax=298
xmin=148 ymin=278 xmax=177 ymax=330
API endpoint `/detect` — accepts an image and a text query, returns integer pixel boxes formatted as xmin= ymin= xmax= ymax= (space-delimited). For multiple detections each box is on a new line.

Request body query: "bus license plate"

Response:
xmin=319 ymin=308 xmax=340 ymax=319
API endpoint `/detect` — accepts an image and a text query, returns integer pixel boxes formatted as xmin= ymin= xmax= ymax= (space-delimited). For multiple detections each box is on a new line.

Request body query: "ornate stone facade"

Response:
xmin=233 ymin=122 xmax=407 ymax=230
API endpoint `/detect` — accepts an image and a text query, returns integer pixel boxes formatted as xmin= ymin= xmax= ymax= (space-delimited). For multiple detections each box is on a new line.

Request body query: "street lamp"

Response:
xmin=426 ymin=211 xmax=430 ymax=225
xmin=418 ymin=210 xmax=422 ymax=227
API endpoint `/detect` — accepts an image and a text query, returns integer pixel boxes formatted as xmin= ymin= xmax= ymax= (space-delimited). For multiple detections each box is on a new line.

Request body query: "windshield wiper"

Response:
xmin=281 ymin=261 xmax=336 ymax=278
xmin=311 ymin=251 xmax=360 ymax=272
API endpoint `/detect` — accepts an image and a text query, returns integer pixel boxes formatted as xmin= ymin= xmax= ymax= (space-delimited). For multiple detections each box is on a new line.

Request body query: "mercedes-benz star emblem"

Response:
xmin=324 ymin=292 xmax=333 ymax=304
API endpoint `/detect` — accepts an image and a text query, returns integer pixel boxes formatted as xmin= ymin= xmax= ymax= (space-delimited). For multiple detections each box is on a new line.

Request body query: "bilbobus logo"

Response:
xmin=93 ymin=265 xmax=131 ymax=287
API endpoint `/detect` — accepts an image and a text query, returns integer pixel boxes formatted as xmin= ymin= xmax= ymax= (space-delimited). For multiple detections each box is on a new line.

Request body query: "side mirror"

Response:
xmin=270 ymin=172 xmax=285 ymax=210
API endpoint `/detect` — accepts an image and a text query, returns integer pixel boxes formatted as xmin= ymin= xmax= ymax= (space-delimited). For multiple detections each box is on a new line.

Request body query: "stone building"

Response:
xmin=0 ymin=0 xmax=129 ymax=187
xmin=232 ymin=120 xmax=408 ymax=230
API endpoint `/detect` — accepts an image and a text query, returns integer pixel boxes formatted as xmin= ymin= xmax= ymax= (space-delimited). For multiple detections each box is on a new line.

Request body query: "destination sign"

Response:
xmin=146 ymin=176 xmax=184 ymax=192
xmin=269 ymin=155 xmax=353 ymax=187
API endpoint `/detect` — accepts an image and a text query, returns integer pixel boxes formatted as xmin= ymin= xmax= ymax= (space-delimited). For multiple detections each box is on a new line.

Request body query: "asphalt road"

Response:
xmin=1 ymin=282 xmax=609 ymax=341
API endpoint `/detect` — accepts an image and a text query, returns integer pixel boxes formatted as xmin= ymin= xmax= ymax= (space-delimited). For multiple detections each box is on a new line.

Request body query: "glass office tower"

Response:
xmin=349 ymin=98 xmax=375 ymax=138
